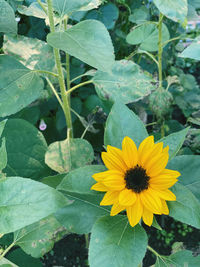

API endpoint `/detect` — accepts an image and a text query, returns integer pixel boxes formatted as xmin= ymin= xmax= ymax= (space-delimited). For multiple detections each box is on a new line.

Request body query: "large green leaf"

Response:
xmin=89 ymin=216 xmax=148 ymax=267
xmin=158 ymin=128 xmax=189 ymax=160
xmin=52 ymin=0 xmax=101 ymax=16
xmin=17 ymin=2 xmax=47 ymax=19
xmin=56 ymin=165 xmax=108 ymax=234
xmin=57 ymin=165 xmax=106 ymax=194
xmin=153 ymin=0 xmax=188 ymax=23
xmin=0 ymin=55 xmax=44 ymax=117
xmin=3 ymin=34 xmax=55 ymax=72
xmin=155 ymin=250 xmax=200 ymax=267
xmin=0 ymin=0 xmax=17 ymax=34
xmin=167 ymin=155 xmax=200 ymax=202
xmin=14 ymin=215 xmax=68 ymax=258
xmin=179 ymin=38 xmax=200 ymax=61
xmin=93 ymin=60 xmax=154 ymax=104
xmin=126 ymin=23 xmax=170 ymax=52
xmin=1 ymin=119 xmax=51 ymax=179
xmin=45 ymin=138 xmax=94 ymax=173
xmin=47 ymin=20 xmax=115 ymax=72
xmin=104 ymin=101 xmax=148 ymax=148
xmin=0 ymin=177 xmax=69 ymax=234
xmin=168 ymin=183 xmax=200 ymax=229
xmin=0 ymin=257 xmax=19 ymax=267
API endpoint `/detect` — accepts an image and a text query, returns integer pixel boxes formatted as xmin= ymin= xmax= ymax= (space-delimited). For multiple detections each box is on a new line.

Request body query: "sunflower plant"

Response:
xmin=0 ymin=0 xmax=200 ymax=266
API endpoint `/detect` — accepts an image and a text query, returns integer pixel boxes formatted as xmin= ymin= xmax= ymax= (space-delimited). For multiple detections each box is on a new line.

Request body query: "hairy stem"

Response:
xmin=158 ymin=13 xmax=164 ymax=89
xmin=47 ymin=0 xmax=73 ymax=139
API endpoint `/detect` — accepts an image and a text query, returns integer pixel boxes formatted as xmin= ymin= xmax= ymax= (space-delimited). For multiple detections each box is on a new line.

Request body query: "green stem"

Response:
xmin=63 ymin=19 xmax=71 ymax=92
xmin=158 ymin=13 xmax=164 ymax=89
xmin=147 ymin=245 xmax=162 ymax=258
xmin=0 ymin=242 xmax=15 ymax=260
xmin=125 ymin=50 xmax=138 ymax=61
xmin=46 ymin=77 xmax=64 ymax=111
xmin=47 ymin=0 xmax=73 ymax=139
xmin=37 ymin=0 xmax=47 ymax=14
xmin=33 ymin=69 xmax=58 ymax=78
xmin=161 ymin=122 xmax=165 ymax=138
xmin=66 ymin=80 xmax=93 ymax=96
xmin=138 ymin=50 xmax=159 ymax=67
xmin=85 ymin=234 xmax=89 ymax=249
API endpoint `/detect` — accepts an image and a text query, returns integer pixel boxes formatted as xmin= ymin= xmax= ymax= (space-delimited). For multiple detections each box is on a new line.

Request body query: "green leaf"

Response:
xmin=1 ymin=119 xmax=51 ymax=179
xmin=55 ymin=192 xmax=109 ymax=234
xmin=155 ymin=250 xmax=200 ymax=267
xmin=55 ymin=165 xmax=109 ymax=234
xmin=3 ymin=34 xmax=55 ymax=72
xmin=0 ymin=55 xmax=44 ymax=117
xmin=0 ymin=0 xmax=17 ymax=34
xmin=126 ymin=23 xmax=170 ymax=52
xmin=6 ymin=248 xmax=42 ymax=267
xmin=129 ymin=7 xmax=150 ymax=24
xmin=104 ymin=101 xmax=148 ymax=148
xmin=45 ymin=138 xmax=94 ymax=173
xmin=52 ymin=0 xmax=101 ymax=16
xmin=153 ymin=0 xmax=188 ymax=23
xmin=0 ymin=138 xmax=7 ymax=171
xmin=41 ymin=174 xmax=66 ymax=189
xmin=167 ymin=155 xmax=200 ymax=202
xmin=0 ymin=177 xmax=69 ymax=234
xmin=47 ymin=20 xmax=115 ymax=72
xmin=158 ymin=128 xmax=189 ymax=160
xmin=168 ymin=183 xmax=200 ymax=229
xmin=179 ymin=38 xmax=200 ymax=61
xmin=0 ymin=120 xmax=6 ymax=138
xmin=89 ymin=216 xmax=148 ymax=267
xmin=57 ymin=165 xmax=106 ymax=195
xmin=93 ymin=60 xmax=154 ymax=104
xmin=0 ymin=257 xmax=19 ymax=267
xmin=17 ymin=2 xmax=47 ymax=19
xmin=14 ymin=215 xmax=68 ymax=258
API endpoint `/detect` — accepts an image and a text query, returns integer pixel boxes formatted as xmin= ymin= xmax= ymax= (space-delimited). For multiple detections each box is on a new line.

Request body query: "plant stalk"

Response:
xmin=158 ymin=13 xmax=164 ymax=89
xmin=47 ymin=0 xmax=73 ymax=139
xmin=0 ymin=242 xmax=15 ymax=260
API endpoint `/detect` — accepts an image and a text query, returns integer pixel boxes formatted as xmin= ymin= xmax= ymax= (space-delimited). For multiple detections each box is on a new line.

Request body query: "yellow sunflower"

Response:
xmin=91 ymin=136 xmax=180 ymax=227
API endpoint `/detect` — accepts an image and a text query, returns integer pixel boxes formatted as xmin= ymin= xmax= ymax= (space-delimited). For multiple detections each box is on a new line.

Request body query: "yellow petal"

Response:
xmin=126 ymin=196 xmax=143 ymax=227
xmin=140 ymin=188 xmax=162 ymax=214
xmin=119 ymin=188 xmax=137 ymax=206
xmin=142 ymin=207 xmax=153 ymax=226
xmin=150 ymin=178 xmax=178 ymax=190
xmin=140 ymin=142 xmax=163 ymax=167
xmin=161 ymin=199 xmax=169 ymax=215
xmin=100 ymin=191 xmax=120 ymax=206
xmin=102 ymin=174 xmax=125 ymax=190
xmin=155 ymin=189 xmax=176 ymax=201
xmin=138 ymin=136 xmax=154 ymax=165
xmin=107 ymin=145 xmax=127 ymax=170
xmin=152 ymin=169 xmax=180 ymax=179
xmin=102 ymin=152 xmax=125 ymax=172
xmin=110 ymin=201 xmax=125 ymax=216
xmin=122 ymin=136 xmax=138 ymax=168
xmin=146 ymin=152 xmax=169 ymax=177
xmin=92 ymin=170 xmax=123 ymax=182
xmin=91 ymin=183 xmax=108 ymax=191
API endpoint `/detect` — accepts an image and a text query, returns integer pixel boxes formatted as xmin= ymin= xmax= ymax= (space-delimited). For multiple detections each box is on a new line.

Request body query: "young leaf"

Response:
xmin=104 ymin=101 xmax=148 ymax=148
xmin=153 ymin=0 xmax=188 ymax=23
xmin=93 ymin=60 xmax=154 ymax=104
xmin=0 ymin=0 xmax=17 ymax=34
xmin=14 ymin=215 xmax=68 ymax=258
xmin=0 ymin=55 xmax=44 ymax=117
xmin=168 ymin=183 xmax=200 ymax=229
xmin=158 ymin=127 xmax=189 ymax=160
xmin=0 ymin=177 xmax=69 ymax=234
xmin=89 ymin=216 xmax=148 ymax=267
xmin=45 ymin=138 xmax=94 ymax=173
xmin=47 ymin=20 xmax=115 ymax=72
xmin=1 ymin=119 xmax=51 ymax=179
xmin=167 ymin=155 xmax=200 ymax=202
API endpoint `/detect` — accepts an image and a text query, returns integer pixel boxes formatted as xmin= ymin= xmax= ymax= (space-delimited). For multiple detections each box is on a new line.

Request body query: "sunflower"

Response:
xmin=91 ymin=136 xmax=180 ymax=227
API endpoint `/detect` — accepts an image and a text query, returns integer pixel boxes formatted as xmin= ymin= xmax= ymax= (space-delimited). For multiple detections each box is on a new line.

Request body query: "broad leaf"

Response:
xmin=167 ymin=155 xmax=200 ymax=202
xmin=89 ymin=216 xmax=148 ymax=267
xmin=158 ymin=128 xmax=189 ymax=160
xmin=93 ymin=60 xmax=154 ymax=104
xmin=0 ymin=0 xmax=17 ymax=34
xmin=17 ymin=2 xmax=47 ymax=19
xmin=47 ymin=20 xmax=115 ymax=72
xmin=179 ymin=38 xmax=200 ymax=61
xmin=126 ymin=23 xmax=170 ymax=52
xmin=45 ymin=138 xmax=94 ymax=173
xmin=168 ymin=183 xmax=200 ymax=229
xmin=1 ymin=119 xmax=51 ymax=179
xmin=104 ymin=101 xmax=148 ymax=148
xmin=153 ymin=0 xmax=188 ymax=23
xmin=53 ymin=0 xmax=101 ymax=16
xmin=0 ymin=55 xmax=44 ymax=117
xmin=0 ymin=257 xmax=19 ymax=267
xmin=41 ymin=174 xmax=66 ymax=189
xmin=14 ymin=215 xmax=68 ymax=258
xmin=0 ymin=177 xmax=69 ymax=234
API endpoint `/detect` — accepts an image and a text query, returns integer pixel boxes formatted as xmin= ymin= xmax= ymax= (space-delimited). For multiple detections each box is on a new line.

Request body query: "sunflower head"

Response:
xmin=91 ymin=136 xmax=180 ymax=227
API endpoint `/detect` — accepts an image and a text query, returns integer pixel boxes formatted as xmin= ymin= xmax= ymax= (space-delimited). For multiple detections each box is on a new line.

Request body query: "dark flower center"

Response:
xmin=124 ymin=165 xmax=150 ymax=193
